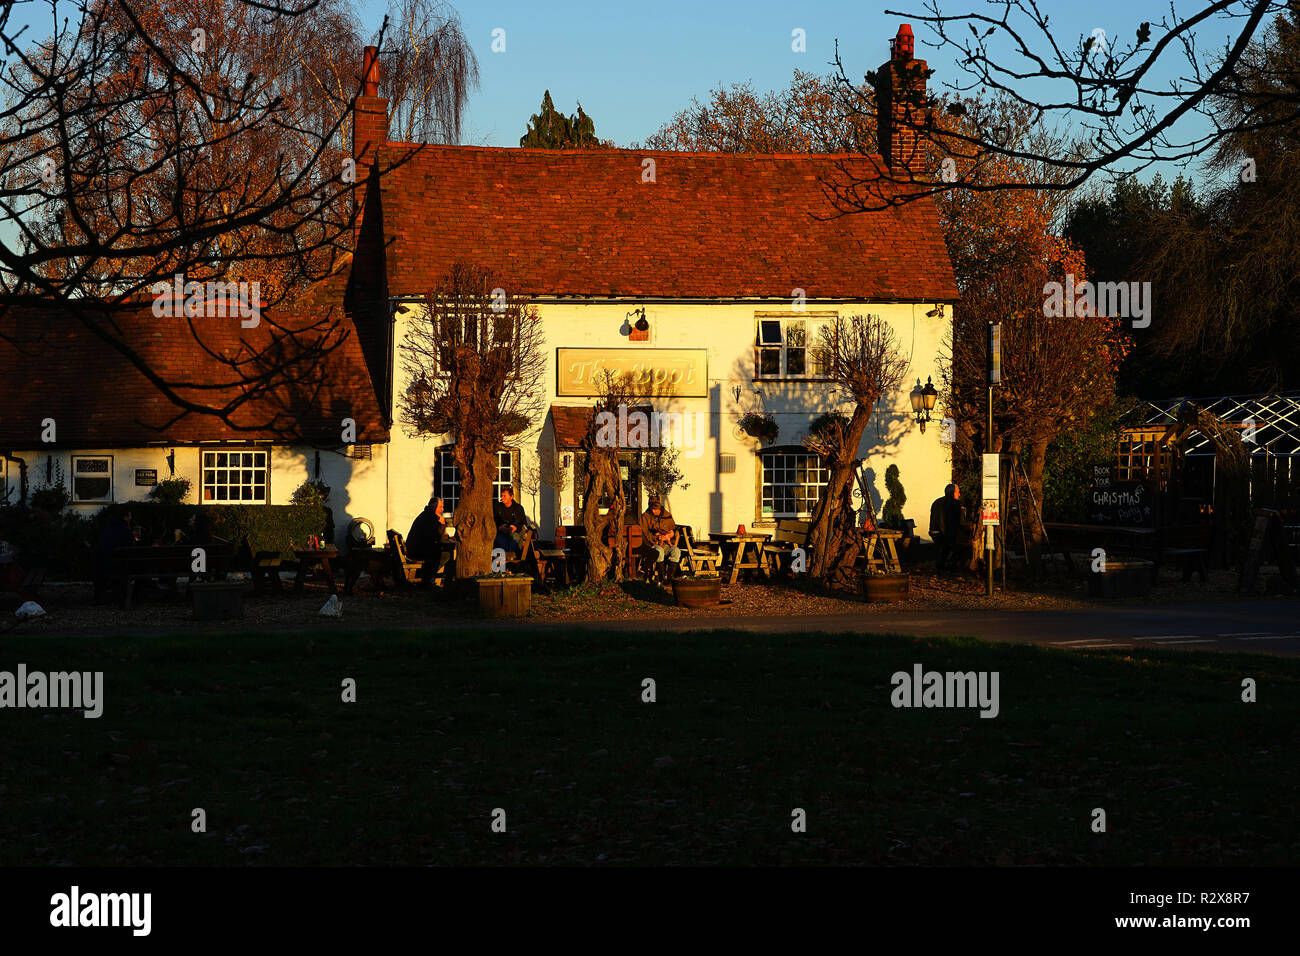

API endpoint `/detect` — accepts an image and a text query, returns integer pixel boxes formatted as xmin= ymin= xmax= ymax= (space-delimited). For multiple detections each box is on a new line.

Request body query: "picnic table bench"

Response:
xmin=114 ymin=540 xmax=235 ymax=610
xmin=762 ymin=520 xmax=810 ymax=576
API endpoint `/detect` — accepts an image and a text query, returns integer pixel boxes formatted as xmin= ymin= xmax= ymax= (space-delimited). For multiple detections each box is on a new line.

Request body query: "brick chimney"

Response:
xmin=345 ymin=46 xmax=393 ymax=422
xmin=877 ymin=24 xmax=931 ymax=174
xmin=352 ymin=46 xmax=388 ymax=249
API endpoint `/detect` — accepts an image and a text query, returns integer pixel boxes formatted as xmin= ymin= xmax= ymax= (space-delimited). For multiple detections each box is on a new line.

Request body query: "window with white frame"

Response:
xmin=71 ymin=455 xmax=113 ymax=503
xmin=755 ymin=315 xmax=832 ymax=379
xmin=436 ymin=309 xmax=520 ymax=376
xmin=201 ymin=449 xmax=268 ymax=503
xmin=435 ymin=448 xmax=517 ymax=518
xmin=760 ymin=449 xmax=829 ymax=519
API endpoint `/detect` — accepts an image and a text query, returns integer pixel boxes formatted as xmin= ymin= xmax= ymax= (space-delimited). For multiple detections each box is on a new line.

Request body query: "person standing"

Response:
xmin=929 ymin=483 xmax=967 ymax=573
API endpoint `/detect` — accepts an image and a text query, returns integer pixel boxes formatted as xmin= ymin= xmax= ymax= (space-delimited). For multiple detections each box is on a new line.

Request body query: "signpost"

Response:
xmin=985 ymin=322 xmax=1002 ymax=597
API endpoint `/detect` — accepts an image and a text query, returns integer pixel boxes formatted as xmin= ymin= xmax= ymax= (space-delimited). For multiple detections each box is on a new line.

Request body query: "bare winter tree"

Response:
xmin=824 ymin=1 xmax=1298 ymax=207
xmin=0 ymin=0 xmax=477 ymax=429
xmin=396 ymin=262 xmax=546 ymax=579
xmin=802 ymin=314 xmax=910 ymax=584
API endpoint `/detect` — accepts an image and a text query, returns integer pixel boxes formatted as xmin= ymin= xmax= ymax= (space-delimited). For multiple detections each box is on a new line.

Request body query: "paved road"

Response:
xmin=570 ymin=600 xmax=1300 ymax=656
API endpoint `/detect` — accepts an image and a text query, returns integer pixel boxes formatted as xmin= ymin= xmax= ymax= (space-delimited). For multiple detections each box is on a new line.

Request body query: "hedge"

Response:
xmin=94 ymin=503 xmax=329 ymax=560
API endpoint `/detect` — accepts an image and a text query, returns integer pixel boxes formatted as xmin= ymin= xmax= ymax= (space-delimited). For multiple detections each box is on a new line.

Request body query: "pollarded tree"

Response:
xmin=396 ymin=262 xmax=546 ymax=578
xmin=803 ymin=314 xmax=910 ymax=584
xmin=575 ymin=369 xmax=640 ymax=585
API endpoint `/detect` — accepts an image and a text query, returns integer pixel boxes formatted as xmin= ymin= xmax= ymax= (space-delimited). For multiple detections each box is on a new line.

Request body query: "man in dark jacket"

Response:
xmin=493 ymin=488 xmax=530 ymax=557
xmin=929 ymin=483 xmax=967 ymax=573
xmin=406 ymin=497 xmax=448 ymax=560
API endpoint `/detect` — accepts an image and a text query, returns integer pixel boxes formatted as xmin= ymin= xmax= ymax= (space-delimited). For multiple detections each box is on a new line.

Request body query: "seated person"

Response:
xmin=406 ymin=496 xmax=452 ymax=569
xmin=492 ymin=488 xmax=531 ymax=557
xmin=94 ymin=509 xmax=137 ymax=601
xmin=639 ymin=496 xmax=681 ymax=576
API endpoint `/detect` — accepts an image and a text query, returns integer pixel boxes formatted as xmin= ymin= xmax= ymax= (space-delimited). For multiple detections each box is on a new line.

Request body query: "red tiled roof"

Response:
xmin=0 ymin=295 xmax=387 ymax=447
xmin=376 ymin=145 xmax=959 ymax=301
xmin=550 ymin=405 xmax=594 ymax=448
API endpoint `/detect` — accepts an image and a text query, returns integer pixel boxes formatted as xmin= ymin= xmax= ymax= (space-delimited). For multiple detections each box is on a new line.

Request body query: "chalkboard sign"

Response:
xmin=1089 ymin=480 xmax=1154 ymax=527
xmin=135 ymin=469 xmax=158 ymax=486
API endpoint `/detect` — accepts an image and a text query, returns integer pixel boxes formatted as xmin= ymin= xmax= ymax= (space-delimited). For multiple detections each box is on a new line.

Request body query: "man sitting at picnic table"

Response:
xmin=639 ymin=496 xmax=681 ymax=579
xmin=493 ymin=487 xmax=531 ymax=557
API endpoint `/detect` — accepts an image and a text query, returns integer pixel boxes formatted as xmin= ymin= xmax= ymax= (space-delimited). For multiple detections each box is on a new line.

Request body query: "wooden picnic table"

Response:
xmin=862 ymin=528 xmax=904 ymax=574
xmin=295 ymin=547 xmax=340 ymax=595
xmin=709 ymin=532 xmax=772 ymax=585
xmin=114 ymin=542 xmax=235 ymax=609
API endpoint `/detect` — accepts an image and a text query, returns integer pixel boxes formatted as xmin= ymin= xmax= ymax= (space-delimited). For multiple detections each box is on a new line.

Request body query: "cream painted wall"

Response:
xmin=4 ymin=300 xmax=952 ymax=551
xmin=386 ymin=300 xmax=954 ymax=542
xmin=5 ymin=443 xmax=392 ymax=549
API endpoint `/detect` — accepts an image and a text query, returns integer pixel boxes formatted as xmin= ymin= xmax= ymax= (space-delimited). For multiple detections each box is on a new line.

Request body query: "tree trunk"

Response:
xmin=581 ymin=447 xmax=626 ymax=584
xmin=807 ymin=406 xmax=871 ymax=583
xmin=1024 ymin=438 xmax=1050 ymax=574
xmin=452 ymin=441 xmax=497 ymax=578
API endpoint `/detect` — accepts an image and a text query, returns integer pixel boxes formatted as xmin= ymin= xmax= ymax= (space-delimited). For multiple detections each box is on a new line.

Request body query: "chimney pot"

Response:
xmin=891 ymin=24 xmax=915 ymax=61
xmin=362 ymin=46 xmax=379 ymax=96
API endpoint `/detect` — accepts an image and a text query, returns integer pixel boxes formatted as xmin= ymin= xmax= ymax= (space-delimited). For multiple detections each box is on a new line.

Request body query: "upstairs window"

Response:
xmin=755 ymin=315 xmax=832 ymax=379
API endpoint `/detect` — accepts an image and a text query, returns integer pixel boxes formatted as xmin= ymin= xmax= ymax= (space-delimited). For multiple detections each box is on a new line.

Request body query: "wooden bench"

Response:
xmin=386 ymin=530 xmax=436 ymax=588
xmin=115 ymin=541 xmax=234 ymax=610
xmin=240 ymin=535 xmax=286 ymax=595
xmin=678 ymin=525 xmax=723 ymax=576
xmin=534 ymin=540 xmax=570 ymax=589
xmin=762 ymin=520 xmax=810 ymax=575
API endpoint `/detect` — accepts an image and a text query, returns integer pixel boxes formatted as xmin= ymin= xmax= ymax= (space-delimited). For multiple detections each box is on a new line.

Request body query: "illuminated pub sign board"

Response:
xmin=556 ymin=348 xmax=708 ymax=397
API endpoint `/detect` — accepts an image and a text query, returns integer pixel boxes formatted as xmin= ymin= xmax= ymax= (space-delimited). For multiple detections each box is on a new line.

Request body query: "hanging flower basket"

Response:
xmin=738 ymin=412 xmax=779 ymax=444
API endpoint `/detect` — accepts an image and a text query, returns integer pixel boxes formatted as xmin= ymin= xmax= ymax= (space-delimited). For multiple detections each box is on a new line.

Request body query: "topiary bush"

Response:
xmin=880 ymin=464 xmax=907 ymax=530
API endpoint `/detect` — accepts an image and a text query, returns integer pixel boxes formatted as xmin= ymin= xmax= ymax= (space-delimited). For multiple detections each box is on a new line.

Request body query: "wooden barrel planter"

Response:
xmin=1086 ymin=560 xmax=1155 ymax=598
xmin=475 ymin=575 xmax=533 ymax=616
xmin=189 ymin=580 xmax=245 ymax=621
xmin=672 ymin=576 xmax=721 ymax=608
xmin=860 ymin=571 xmax=910 ymax=603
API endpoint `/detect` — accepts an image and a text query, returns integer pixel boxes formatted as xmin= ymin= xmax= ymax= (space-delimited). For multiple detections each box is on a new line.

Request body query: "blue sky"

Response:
xmin=348 ymin=0 xmax=1234 ymax=164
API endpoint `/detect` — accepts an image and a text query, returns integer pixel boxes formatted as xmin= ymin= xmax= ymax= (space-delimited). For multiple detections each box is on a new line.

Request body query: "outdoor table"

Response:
xmin=1043 ymin=523 xmax=1160 ymax=570
xmin=862 ymin=529 xmax=904 ymax=574
xmin=295 ymin=548 xmax=340 ymax=595
xmin=709 ymin=532 xmax=772 ymax=586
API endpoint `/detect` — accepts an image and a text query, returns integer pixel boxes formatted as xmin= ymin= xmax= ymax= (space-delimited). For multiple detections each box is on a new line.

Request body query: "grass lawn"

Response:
xmin=2 ymin=628 xmax=1297 ymax=865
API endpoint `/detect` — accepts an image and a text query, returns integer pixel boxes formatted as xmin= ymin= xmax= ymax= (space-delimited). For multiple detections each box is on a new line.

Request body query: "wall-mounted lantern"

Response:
xmin=910 ymin=376 xmax=939 ymax=433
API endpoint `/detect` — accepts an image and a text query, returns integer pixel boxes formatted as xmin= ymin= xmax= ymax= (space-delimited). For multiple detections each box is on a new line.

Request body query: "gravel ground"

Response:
xmin=0 ymin=563 xmax=1268 ymax=637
